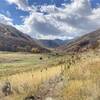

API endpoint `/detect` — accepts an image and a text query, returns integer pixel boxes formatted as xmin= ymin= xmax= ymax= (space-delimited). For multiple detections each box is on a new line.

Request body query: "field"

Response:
xmin=0 ymin=50 xmax=100 ymax=100
xmin=0 ymin=52 xmax=63 ymax=100
xmin=60 ymin=51 xmax=100 ymax=100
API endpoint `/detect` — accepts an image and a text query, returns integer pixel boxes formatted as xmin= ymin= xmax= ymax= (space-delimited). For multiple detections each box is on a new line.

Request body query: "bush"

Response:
xmin=2 ymin=81 xmax=12 ymax=96
xmin=31 ymin=48 xmax=40 ymax=53
xmin=40 ymin=57 xmax=43 ymax=60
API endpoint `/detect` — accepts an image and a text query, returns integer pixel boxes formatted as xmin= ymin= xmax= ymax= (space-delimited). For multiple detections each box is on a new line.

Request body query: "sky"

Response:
xmin=0 ymin=0 xmax=100 ymax=40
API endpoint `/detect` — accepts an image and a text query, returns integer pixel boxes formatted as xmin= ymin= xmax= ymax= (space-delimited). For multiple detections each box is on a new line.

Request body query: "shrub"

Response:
xmin=39 ymin=57 xmax=43 ymax=60
xmin=24 ymin=95 xmax=35 ymax=100
xmin=31 ymin=48 xmax=40 ymax=53
xmin=2 ymin=81 xmax=12 ymax=96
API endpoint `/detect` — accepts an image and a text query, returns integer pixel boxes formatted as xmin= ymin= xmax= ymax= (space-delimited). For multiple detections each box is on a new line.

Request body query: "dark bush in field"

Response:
xmin=39 ymin=57 xmax=43 ymax=60
xmin=24 ymin=95 xmax=35 ymax=100
xmin=2 ymin=82 xmax=12 ymax=96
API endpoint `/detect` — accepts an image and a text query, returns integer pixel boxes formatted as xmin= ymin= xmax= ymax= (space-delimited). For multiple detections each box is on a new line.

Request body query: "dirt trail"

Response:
xmin=33 ymin=74 xmax=64 ymax=100
xmin=0 ymin=65 xmax=63 ymax=100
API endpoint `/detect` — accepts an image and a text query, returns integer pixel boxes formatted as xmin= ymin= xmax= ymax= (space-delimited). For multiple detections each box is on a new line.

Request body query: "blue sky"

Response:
xmin=0 ymin=0 xmax=100 ymax=39
xmin=0 ymin=0 xmax=71 ymax=24
xmin=0 ymin=0 xmax=29 ymax=24
xmin=0 ymin=0 xmax=99 ymax=24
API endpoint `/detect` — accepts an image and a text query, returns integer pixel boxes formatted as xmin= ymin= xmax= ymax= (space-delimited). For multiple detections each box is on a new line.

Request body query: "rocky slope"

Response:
xmin=0 ymin=23 xmax=49 ymax=53
xmin=57 ymin=29 xmax=100 ymax=52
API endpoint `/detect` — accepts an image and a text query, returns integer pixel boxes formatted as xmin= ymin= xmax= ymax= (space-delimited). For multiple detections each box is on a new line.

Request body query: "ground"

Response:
xmin=0 ymin=50 xmax=100 ymax=100
xmin=0 ymin=51 xmax=62 ymax=100
xmin=61 ymin=51 xmax=100 ymax=100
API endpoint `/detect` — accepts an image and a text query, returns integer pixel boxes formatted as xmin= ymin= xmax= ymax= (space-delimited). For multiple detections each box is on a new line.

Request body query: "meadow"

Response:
xmin=60 ymin=51 xmax=100 ymax=100
xmin=0 ymin=50 xmax=100 ymax=100
xmin=0 ymin=51 xmax=62 ymax=100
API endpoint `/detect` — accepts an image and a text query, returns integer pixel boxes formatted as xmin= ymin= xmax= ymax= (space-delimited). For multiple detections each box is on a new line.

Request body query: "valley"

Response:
xmin=0 ymin=52 xmax=62 ymax=100
xmin=0 ymin=23 xmax=100 ymax=100
xmin=0 ymin=0 xmax=100 ymax=99
xmin=0 ymin=49 xmax=100 ymax=100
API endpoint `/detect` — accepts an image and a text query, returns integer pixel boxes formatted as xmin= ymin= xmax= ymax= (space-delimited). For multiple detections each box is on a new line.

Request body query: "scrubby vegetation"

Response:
xmin=57 ymin=50 xmax=100 ymax=100
xmin=0 ymin=51 xmax=62 ymax=99
xmin=0 ymin=49 xmax=100 ymax=100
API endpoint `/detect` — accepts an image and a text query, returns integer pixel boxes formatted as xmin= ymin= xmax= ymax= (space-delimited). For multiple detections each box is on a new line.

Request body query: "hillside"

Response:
xmin=58 ymin=29 xmax=100 ymax=52
xmin=38 ymin=39 xmax=66 ymax=48
xmin=0 ymin=23 xmax=49 ymax=53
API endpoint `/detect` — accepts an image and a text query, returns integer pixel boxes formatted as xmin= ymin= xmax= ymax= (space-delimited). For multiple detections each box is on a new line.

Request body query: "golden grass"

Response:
xmin=0 ymin=66 xmax=61 ymax=100
xmin=0 ymin=51 xmax=100 ymax=100
xmin=0 ymin=51 xmax=61 ymax=78
xmin=0 ymin=51 xmax=63 ymax=100
xmin=61 ymin=51 xmax=100 ymax=100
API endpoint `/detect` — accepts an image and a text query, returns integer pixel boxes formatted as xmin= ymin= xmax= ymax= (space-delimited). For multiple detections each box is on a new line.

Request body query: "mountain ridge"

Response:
xmin=0 ymin=23 xmax=50 ymax=53
xmin=57 ymin=29 xmax=100 ymax=53
xmin=37 ymin=39 xmax=66 ymax=48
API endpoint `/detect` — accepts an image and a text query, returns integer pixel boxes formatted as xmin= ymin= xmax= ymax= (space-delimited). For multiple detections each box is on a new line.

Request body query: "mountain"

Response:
xmin=38 ymin=39 xmax=66 ymax=48
xmin=57 ymin=29 xmax=100 ymax=53
xmin=0 ymin=23 xmax=49 ymax=53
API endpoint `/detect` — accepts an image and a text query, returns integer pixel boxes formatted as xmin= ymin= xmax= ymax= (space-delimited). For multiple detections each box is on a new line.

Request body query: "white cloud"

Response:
xmin=6 ymin=0 xmax=31 ymax=11
xmin=0 ymin=13 xmax=13 ymax=25
xmin=3 ymin=0 xmax=100 ymax=39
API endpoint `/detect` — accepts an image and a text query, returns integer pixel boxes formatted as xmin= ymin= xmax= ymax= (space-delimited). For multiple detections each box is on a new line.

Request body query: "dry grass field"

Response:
xmin=0 ymin=50 xmax=100 ymax=100
xmin=60 ymin=51 xmax=100 ymax=100
xmin=0 ymin=66 xmax=61 ymax=100
xmin=0 ymin=52 xmax=62 ymax=100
